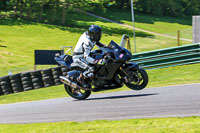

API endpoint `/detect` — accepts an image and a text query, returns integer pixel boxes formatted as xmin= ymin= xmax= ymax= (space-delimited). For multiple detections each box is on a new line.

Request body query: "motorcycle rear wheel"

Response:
xmin=125 ymin=67 xmax=148 ymax=90
xmin=64 ymin=84 xmax=91 ymax=100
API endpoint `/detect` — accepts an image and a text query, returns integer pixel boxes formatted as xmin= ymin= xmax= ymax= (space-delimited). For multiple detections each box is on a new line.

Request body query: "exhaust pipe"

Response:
xmin=60 ymin=76 xmax=89 ymax=90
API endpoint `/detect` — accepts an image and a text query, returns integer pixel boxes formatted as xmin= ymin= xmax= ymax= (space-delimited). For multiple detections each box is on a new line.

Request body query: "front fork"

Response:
xmin=119 ymin=67 xmax=130 ymax=83
xmin=119 ymin=62 xmax=140 ymax=83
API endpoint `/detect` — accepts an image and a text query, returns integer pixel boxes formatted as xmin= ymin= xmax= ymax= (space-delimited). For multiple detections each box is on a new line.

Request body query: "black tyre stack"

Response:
xmin=0 ymin=67 xmax=71 ymax=96
xmin=52 ymin=67 xmax=63 ymax=85
xmin=0 ymin=76 xmax=13 ymax=94
xmin=21 ymin=72 xmax=34 ymax=91
xmin=9 ymin=73 xmax=23 ymax=93
xmin=30 ymin=70 xmax=44 ymax=89
xmin=0 ymin=84 xmax=3 ymax=95
xmin=61 ymin=67 xmax=69 ymax=76
xmin=41 ymin=68 xmax=55 ymax=87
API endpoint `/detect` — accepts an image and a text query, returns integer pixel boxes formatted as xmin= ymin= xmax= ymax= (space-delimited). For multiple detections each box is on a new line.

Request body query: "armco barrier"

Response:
xmin=0 ymin=66 xmax=66 ymax=95
xmin=130 ymin=43 xmax=200 ymax=69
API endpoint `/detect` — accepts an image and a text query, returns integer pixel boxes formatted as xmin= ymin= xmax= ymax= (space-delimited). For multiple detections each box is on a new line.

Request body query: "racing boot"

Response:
xmin=76 ymin=73 xmax=89 ymax=88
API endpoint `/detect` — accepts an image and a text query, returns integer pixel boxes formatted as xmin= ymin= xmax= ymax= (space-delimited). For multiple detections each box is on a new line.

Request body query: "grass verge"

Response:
xmin=0 ymin=117 xmax=200 ymax=133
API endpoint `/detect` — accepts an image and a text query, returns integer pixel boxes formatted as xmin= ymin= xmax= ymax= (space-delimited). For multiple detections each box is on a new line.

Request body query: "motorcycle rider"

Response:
xmin=70 ymin=25 xmax=110 ymax=87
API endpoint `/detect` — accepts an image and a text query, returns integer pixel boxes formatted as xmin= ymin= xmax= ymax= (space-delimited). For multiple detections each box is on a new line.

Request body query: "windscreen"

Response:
xmin=108 ymin=40 xmax=122 ymax=51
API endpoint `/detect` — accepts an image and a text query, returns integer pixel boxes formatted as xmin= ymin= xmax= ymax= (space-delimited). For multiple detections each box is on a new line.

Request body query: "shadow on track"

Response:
xmin=78 ymin=93 xmax=159 ymax=101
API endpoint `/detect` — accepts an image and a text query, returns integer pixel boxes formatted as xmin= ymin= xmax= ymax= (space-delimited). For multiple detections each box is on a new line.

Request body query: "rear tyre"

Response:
xmin=64 ymin=84 xmax=91 ymax=100
xmin=125 ymin=67 xmax=148 ymax=90
xmin=0 ymin=85 xmax=3 ymax=95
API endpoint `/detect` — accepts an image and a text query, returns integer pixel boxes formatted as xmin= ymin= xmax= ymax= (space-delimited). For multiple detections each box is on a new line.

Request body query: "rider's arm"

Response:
xmin=83 ymin=42 xmax=96 ymax=64
xmin=96 ymin=41 xmax=108 ymax=48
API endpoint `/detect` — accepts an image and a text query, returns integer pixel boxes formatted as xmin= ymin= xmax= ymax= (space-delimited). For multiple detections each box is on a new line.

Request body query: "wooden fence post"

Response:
xmin=193 ymin=16 xmax=200 ymax=43
xmin=177 ymin=30 xmax=180 ymax=46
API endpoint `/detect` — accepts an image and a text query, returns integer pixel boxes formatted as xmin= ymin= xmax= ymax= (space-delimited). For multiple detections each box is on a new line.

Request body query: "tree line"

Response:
xmin=99 ymin=0 xmax=200 ymax=17
xmin=0 ymin=0 xmax=200 ymax=23
xmin=0 ymin=0 xmax=97 ymax=24
xmin=134 ymin=0 xmax=200 ymax=17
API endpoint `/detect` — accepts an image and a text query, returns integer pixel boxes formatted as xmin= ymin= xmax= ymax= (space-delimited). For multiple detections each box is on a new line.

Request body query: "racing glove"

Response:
xmin=94 ymin=59 xmax=106 ymax=65
xmin=107 ymin=45 xmax=113 ymax=49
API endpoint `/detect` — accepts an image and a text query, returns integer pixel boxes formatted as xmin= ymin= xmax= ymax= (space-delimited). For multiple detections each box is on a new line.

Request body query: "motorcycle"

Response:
xmin=55 ymin=40 xmax=148 ymax=100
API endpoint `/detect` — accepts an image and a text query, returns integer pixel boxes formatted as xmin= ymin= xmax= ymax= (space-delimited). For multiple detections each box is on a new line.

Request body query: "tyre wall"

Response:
xmin=0 ymin=66 xmax=68 ymax=95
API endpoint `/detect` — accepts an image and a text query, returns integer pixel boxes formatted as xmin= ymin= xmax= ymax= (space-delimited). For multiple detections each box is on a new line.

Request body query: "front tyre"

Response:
xmin=64 ymin=84 xmax=91 ymax=100
xmin=125 ymin=67 xmax=148 ymax=90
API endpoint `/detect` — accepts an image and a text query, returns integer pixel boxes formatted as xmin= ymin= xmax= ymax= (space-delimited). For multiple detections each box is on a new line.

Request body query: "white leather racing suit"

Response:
xmin=73 ymin=32 xmax=106 ymax=78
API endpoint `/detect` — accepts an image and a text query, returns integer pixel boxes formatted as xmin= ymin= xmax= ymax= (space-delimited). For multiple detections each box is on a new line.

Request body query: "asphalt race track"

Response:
xmin=0 ymin=83 xmax=200 ymax=124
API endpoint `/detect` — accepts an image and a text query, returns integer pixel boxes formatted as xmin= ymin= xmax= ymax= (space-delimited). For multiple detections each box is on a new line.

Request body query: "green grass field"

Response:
xmin=1 ymin=117 xmax=200 ymax=133
xmin=91 ymin=8 xmax=192 ymax=39
xmin=91 ymin=8 xmax=193 ymax=47
xmin=0 ymin=13 xmax=191 ymax=75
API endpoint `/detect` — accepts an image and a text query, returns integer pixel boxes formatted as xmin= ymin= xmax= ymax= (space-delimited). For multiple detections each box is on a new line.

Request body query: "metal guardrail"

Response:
xmin=130 ymin=43 xmax=200 ymax=69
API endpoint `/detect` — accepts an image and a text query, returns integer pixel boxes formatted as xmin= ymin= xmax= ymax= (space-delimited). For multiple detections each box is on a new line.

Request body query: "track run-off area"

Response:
xmin=0 ymin=83 xmax=200 ymax=124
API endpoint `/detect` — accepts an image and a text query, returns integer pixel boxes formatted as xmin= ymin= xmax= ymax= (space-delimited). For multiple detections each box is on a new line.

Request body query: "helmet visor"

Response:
xmin=93 ymin=32 xmax=102 ymax=42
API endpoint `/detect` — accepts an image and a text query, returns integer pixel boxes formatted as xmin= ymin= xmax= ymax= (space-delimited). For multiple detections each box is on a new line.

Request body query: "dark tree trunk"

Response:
xmin=61 ymin=0 xmax=69 ymax=25
xmin=19 ymin=0 xmax=22 ymax=18
xmin=51 ymin=0 xmax=58 ymax=22
xmin=61 ymin=2 xmax=67 ymax=24
xmin=2 ymin=0 xmax=8 ymax=10
xmin=39 ymin=4 xmax=44 ymax=21
xmin=52 ymin=7 xmax=56 ymax=22
xmin=14 ymin=0 xmax=18 ymax=17
xmin=27 ymin=1 xmax=33 ymax=20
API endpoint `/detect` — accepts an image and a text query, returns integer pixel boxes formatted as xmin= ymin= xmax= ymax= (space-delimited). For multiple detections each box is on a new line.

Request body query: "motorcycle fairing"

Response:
xmin=96 ymin=62 xmax=121 ymax=80
xmin=67 ymin=70 xmax=81 ymax=78
xmin=55 ymin=55 xmax=73 ymax=67
xmin=123 ymin=62 xmax=139 ymax=70
xmin=108 ymin=40 xmax=132 ymax=62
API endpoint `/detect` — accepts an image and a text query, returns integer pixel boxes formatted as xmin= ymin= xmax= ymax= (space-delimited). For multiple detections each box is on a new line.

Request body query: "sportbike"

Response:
xmin=55 ymin=40 xmax=148 ymax=100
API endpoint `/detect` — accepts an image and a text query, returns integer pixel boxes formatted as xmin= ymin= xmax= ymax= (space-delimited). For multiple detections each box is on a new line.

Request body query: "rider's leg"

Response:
xmin=73 ymin=57 xmax=94 ymax=87
xmin=82 ymin=67 xmax=95 ymax=78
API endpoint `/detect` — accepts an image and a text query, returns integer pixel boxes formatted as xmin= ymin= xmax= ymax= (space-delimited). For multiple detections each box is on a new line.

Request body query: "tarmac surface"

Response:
xmin=0 ymin=83 xmax=200 ymax=124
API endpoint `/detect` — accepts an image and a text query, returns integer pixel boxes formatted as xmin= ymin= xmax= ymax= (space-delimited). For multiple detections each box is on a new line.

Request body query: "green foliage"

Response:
xmin=0 ymin=0 xmax=96 ymax=24
xmin=93 ymin=0 xmax=200 ymax=17
xmin=114 ymin=0 xmax=131 ymax=9
xmin=0 ymin=0 xmax=8 ymax=11
xmin=2 ymin=0 xmax=200 ymax=20
xmin=134 ymin=0 xmax=200 ymax=17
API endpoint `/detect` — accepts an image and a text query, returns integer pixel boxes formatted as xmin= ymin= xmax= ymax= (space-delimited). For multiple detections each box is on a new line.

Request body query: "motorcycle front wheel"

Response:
xmin=125 ymin=67 xmax=148 ymax=90
xmin=64 ymin=84 xmax=91 ymax=100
